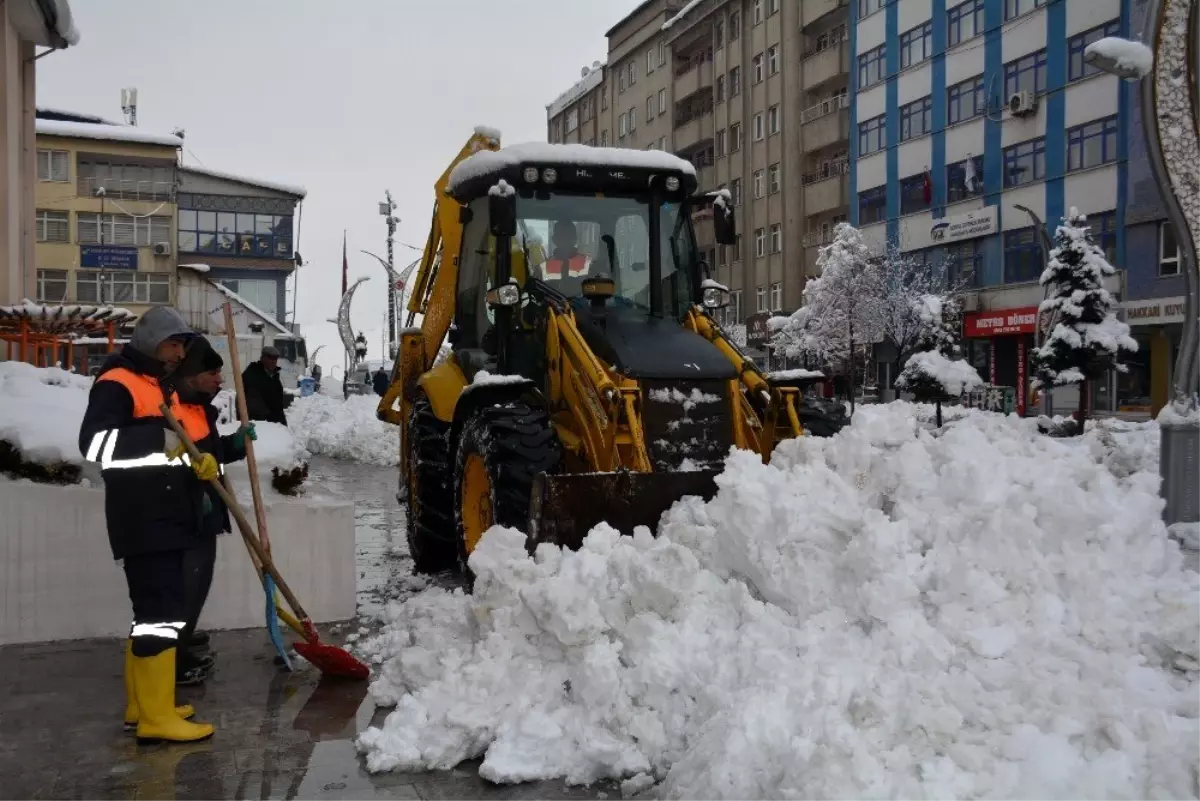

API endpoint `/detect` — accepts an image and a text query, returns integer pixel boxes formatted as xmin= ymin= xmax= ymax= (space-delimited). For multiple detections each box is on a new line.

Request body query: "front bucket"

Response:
xmin=529 ymin=470 xmax=720 ymax=550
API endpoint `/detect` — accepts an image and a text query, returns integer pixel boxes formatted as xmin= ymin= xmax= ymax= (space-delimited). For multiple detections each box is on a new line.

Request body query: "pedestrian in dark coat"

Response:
xmin=241 ymin=346 xmax=291 ymax=425
xmin=372 ymin=366 xmax=390 ymax=397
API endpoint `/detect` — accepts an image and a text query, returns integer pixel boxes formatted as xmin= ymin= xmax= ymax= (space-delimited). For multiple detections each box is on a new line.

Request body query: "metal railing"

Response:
xmin=801 ymin=28 xmax=848 ymax=61
xmin=77 ymin=177 xmax=175 ymax=202
xmin=800 ymin=158 xmax=850 ymax=185
xmin=800 ymin=93 xmax=849 ymax=125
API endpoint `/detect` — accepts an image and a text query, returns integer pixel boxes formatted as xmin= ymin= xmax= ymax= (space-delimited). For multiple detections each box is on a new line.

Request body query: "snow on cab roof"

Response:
xmin=35 ymin=118 xmax=182 ymax=148
xmin=181 ymin=164 xmax=307 ymax=199
xmin=448 ymin=142 xmax=697 ymax=194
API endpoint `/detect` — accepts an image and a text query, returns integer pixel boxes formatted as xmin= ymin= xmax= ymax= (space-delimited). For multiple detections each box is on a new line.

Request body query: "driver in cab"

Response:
xmin=541 ymin=221 xmax=592 ymax=280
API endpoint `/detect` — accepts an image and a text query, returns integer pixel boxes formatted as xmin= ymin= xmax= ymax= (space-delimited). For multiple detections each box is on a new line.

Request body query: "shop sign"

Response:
xmin=1016 ymin=339 xmax=1027 ymax=417
xmin=746 ymin=312 xmax=771 ymax=349
xmin=1121 ymin=296 xmax=1186 ymax=326
xmin=80 ymin=246 xmax=139 ymax=269
xmin=963 ymin=306 xmax=1040 ymax=337
xmin=929 ymin=206 xmax=998 ymax=245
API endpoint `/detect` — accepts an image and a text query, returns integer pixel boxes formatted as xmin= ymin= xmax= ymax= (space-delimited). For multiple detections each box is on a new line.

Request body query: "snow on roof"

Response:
xmin=36 ymin=106 xmax=116 ymax=125
xmin=35 ymin=118 xmax=181 ymax=148
xmin=181 ymin=164 xmax=306 ymax=198
xmin=449 ymin=142 xmax=697 ymax=193
xmin=1084 ymin=36 xmax=1154 ymax=79
xmin=179 ymin=263 xmax=211 ymax=273
xmin=0 ymin=299 xmax=136 ymax=326
xmin=546 ymin=65 xmax=606 ymax=119
xmin=207 ymin=280 xmax=292 ymax=337
xmin=662 ymin=0 xmax=704 ymax=31
xmin=474 ymin=125 xmax=502 ymax=143
xmin=50 ymin=0 xmax=80 ymax=46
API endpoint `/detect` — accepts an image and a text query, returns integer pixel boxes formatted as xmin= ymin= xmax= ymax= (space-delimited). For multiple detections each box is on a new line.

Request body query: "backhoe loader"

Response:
xmin=378 ymin=127 xmax=843 ymax=575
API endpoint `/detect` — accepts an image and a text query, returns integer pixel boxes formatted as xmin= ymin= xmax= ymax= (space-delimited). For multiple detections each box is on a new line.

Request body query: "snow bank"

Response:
xmin=1085 ymin=36 xmax=1154 ymax=79
xmin=768 ymin=368 xmax=824 ymax=381
xmin=287 ymin=393 xmax=399 ymax=466
xmin=897 ymin=350 xmax=984 ymax=397
xmin=0 ymin=362 xmax=91 ymax=465
xmin=356 ymin=403 xmax=1198 ymax=798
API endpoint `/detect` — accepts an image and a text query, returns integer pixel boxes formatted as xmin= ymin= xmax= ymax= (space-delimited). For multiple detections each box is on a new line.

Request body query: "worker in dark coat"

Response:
xmin=168 ymin=337 xmax=255 ymax=686
xmin=241 ymin=346 xmax=291 ymax=425
xmin=372 ymin=366 xmax=390 ymax=397
xmin=77 ymin=306 xmax=216 ymax=744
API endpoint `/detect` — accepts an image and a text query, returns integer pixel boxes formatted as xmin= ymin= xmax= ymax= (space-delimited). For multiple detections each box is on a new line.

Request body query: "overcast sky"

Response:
xmin=38 ymin=0 xmax=636 ymax=379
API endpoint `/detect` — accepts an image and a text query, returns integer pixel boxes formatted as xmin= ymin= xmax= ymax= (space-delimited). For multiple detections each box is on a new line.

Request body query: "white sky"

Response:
xmin=38 ymin=0 xmax=637 ymax=378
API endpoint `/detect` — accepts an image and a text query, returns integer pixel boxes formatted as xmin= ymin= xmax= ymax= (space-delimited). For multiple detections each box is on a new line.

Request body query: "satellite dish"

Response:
xmin=580 ymin=66 xmax=590 ymax=77
xmin=592 ymin=61 xmax=601 ymax=69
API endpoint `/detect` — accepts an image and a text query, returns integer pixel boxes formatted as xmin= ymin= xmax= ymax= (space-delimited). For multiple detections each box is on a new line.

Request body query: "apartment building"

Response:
xmin=848 ymin=0 xmax=1152 ymax=416
xmin=544 ymin=0 xmax=853 ymax=353
xmin=547 ymin=63 xmax=606 ymax=146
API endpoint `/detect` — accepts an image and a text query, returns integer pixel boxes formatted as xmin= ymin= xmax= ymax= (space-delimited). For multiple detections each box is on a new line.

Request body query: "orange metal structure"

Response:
xmin=0 ymin=302 xmax=137 ymax=369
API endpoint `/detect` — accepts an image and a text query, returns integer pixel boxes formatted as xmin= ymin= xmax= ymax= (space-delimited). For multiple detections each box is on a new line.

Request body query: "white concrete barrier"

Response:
xmin=0 ymin=477 xmax=356 ymax=645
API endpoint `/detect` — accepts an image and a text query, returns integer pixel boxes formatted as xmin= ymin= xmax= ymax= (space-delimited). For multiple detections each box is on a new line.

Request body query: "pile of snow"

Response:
xmin=1085 ymin=36 xmax=1154 ymax=79
xmin=0 ymin=362 xmax=92 ymax=465
xmin=356 ymin=403 xmax=1198 ymax=798
xmin=897 ymin=350 xmax=984 ymax=397
xmin=287 ymin=393 xmax=399 ymax=466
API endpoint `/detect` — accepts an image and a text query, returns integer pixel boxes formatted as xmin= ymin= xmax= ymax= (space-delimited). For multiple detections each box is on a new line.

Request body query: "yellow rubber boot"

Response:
xmin=123 ymin=640 xmax=194 ymax=730
xmin=131 ymin=648 xmax=213 ymax=743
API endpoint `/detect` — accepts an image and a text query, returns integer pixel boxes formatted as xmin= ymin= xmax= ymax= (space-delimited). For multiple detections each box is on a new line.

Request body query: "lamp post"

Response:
xmin=378 ymin=192 xmax=399 ymax=359
xmin=1085 ymin=0 xmax=1198 ymax=528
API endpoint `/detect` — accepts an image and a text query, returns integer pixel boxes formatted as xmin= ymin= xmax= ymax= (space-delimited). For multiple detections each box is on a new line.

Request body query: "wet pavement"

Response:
xmin=0 ymin=457 xmax=621 ymax=800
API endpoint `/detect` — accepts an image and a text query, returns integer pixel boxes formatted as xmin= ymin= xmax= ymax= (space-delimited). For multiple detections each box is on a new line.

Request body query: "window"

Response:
xmin=730 ymin=66 xmax=742 ymax=96
xmin=858 ymin=186 xmax=886 ymax=224
xmin=753 ymin=113 xmax=765 ymax=140
xmin=754 ymin=228 xmax=766 ymax=257
xmin=860 ymin=0 xmax=884 ymax=16
xmin=945 ymin=239 xmax=981 ymax=286
xmin=601 ymin=129 xmax=609 ymax=146
xmin=767 ymin=45 xmax=779 ymax=76
xmin=1004 ymin=228 xmax=1042 ymax=283
xmin=717 ymin=128 xmax=727 ymax=156
xmin=900 ymin=173 xmax=930 ymax=215
xmin=1005 ymin=0 xmax=1043 ymax=20
xmin=658 ymin=89 xmax=667 ymax=114
xmin=658 ymin=39 xmax=666 ymax=67
xmin=647 ymin=48 xmax=655 ymax=73
xmin=1089 ymin=211 xmax=1118 ymax=264
xmin=1067 ymin=116 xmax=1118 ymax=172
xmin=767 ymin=105 xmax=780 ymax=135
xmin=629 ymin=107 xmax=637 ymax=131
xmin=1003 ymin=137 xmax=1046 ymax=186
xmin=768 ymin=163 xmax=780 ymax=194
xmin=731 ymin=178 xmax=743 ymax=205
xmin=1160 ymin=222 xmax=1180 ymax=276
xmin=36 ymin=149 xmax=69 ymax=182
xmin=753 ymin=0 xmax=763 ymax=25
xmin=899 ymin=96 xmax=932 ymax=141
xmin=219 ymin=279 xmax=278 ymax=318
xmin=858 ymin=114 xmax=886 ymax=155
xmin=647 ymin=96 xmax=655 ymax=119
xmin=730 ymin=122 xmax=743 ymax=152
xmin=36 ymin=210 xmax=69 ymax=243
xmin=729 ymin=10 xmax=740 ymax=39
xmin=946 ymin=155 xmax=984 ymax=202
xmin=770 ymin=224 xmax=782 ymax=254
xmin=947 ymin=75 xmax=986 ymax=124
xmin=729 ymin=289 xmax=743 ymax=323
xmin=715 ymin=18 xmax=724 ymax=48
xmin=753 ymin=54 xmax=764 ymax=83
xmin=659 ymin=136 xmax=667 ymax=150
xmin=947 ymin=0 xmax=985 ymax=47
xmin=77 ymin=213 xmax=171 ymax=247
xmin=754 ymin=169 xmax=765 ymax=198
xmin=77 ymin=270 xmax=170 ymax=304
xmin=1069 ymin=21 xmax=1121 ymax=81
xmin=176 ymin=208 xmax=293 ymax=257
xmin=756 ymin=286 xmax=767 ymax=313
xmin=76 ymin=159 xmax=174 ymax=201
xmin=716 ymin=74 xmax=726 ymax=102
xmin=900 ymin=22 xmax=932 ymax=69
xmin=768 ymin=0 xmax=780 ymax=14
xmin=859 ymin=44 xmax=886 ymax=89
xmin=770 ymin=281 xmax=782 ymax=310
xmin=566 ymin=108 xmax=579 ymax=133
xmin=628 ymin=61 xmax=637 ymax=86
xmin=1004 ymin=50 xmax=1048 ymax=97
xmin=602 ymin=89 xmax=609 ymax=110
xmin=618 ymin=113 xmax=627 ymax=137
xmin=36 ymin=270 xmax=68 ymax=302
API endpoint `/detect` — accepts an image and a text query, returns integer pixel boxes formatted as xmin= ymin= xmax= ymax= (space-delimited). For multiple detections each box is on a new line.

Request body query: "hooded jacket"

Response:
xmin=242 ymin=360 xmax=288 ymax=424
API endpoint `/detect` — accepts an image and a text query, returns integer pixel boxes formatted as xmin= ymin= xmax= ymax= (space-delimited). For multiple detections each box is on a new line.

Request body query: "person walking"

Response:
xmin=241 ymin=346 xmax=291 ymax=425
xmin=372 ymin=365 xmax=389 ymax=397
xmin=77 ymin=307 xmax=216 ymax=743
xmin=168 ymin=337 xmax=256 ymax=685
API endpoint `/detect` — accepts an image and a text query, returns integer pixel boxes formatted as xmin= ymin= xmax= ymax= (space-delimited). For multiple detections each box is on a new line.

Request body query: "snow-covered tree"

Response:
xmin=895 ymin=295 xmax=981 ymax=427
xmin=876 ymin=239 xmax=973 ymax=370
xmin=1031 ymin=209 xmax=1137 ymax=432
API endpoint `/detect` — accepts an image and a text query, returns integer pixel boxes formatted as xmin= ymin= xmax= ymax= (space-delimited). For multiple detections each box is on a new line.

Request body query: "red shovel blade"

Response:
xmin=294 ymin=640 xmax=370 ymax=680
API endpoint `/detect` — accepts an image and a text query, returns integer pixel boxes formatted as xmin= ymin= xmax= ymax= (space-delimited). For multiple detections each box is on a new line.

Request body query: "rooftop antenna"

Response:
xmin=121 ymin=87 xmax=138 ymax=126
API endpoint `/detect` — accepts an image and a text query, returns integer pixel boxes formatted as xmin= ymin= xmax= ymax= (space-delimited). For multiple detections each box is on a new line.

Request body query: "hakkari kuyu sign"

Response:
xmin=929 ymin=206 xmax=998 ymax=245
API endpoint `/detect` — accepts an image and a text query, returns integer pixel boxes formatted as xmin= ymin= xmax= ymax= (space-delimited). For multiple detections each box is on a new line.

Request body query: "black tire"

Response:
xmin=404 ymin=398 xmax=457 ymax=574
xmin=799 ymin=397 xmax=849 ymax=438
xmin=453 ymin=402 xmax=561 ymax=583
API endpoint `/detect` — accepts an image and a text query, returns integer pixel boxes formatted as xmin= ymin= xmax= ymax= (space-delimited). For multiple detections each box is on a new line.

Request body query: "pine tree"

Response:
xmin=1031 ymin=209 xmax=1137 ymax=434
xmin=895 ymin=295 xmax=981 ymax=427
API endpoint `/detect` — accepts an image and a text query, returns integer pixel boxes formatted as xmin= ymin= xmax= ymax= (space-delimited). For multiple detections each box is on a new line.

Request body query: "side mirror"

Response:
xmin=488 ymin=181 xmax=517 ymax=237
xmin=701 ymin=279 xmax=730 ymax=310
xmin=485 ymin=279 xmax=521 ymax=308
xmin=712 ymin=190 xmax=736 ymax=246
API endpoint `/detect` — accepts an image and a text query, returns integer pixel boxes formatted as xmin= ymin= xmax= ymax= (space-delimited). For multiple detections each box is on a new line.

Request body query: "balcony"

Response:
xmin=800 ymin=38 xmax=849 ymax=90
xmin=802 ymin=174 xmax=849 ymax=216
xmin=674 ymin=114 xmax=714 ymax=152
xmin=802 ymin=228 xmax=837 ymax=249
xmin=800 ymin=95 xmax=849 ymax=151
xmin=802 ymin=0 xmax=848 ymax=28
xmin=675 ymin=60 xmax=714 ymax=99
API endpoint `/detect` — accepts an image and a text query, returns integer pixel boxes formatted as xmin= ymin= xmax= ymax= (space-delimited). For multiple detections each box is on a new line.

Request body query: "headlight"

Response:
xmin=542 ymin=167 xmax=558 ymax=184
xmin=702 ymin=286 xmax=730 ymax=309
xmin=523 ymin=167 xmax=539 ymax=183
xmin=485 ymin=282 xmax=522 ymax=307
xmin=665 ymin=176 xmax=680 ymax=192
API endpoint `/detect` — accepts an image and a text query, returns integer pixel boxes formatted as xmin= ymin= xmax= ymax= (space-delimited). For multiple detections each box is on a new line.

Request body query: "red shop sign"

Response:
xmin=963 ymin=306 xmax=1040 ymax=337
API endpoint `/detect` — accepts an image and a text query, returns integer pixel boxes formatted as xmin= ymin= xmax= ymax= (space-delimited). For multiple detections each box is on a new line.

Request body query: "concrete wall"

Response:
xmin=0 ymin=1 xmax=37 ymax=306
xmin=0 ymin=479 xmax=356 ymax=645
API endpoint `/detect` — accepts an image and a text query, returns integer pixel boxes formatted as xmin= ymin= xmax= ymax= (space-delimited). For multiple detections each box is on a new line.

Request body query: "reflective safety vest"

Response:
xmin=84 ymin=367 xmax=212 ymax=471
xmin=543 ymin=253 xmax=592 ymax=278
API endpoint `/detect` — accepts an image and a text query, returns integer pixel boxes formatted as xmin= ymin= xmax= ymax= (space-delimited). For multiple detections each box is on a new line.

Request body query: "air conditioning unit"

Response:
xmin=961 ymin=292 xmax=980 ymax=312
xmin=1008 ymin=90 xmax=1038 ymax=117
xmin=153 ymin=241 xmax=171 ymax=256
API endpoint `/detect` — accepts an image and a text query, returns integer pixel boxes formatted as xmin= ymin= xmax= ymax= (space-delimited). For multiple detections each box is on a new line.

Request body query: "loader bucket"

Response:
xmin=528 ymin=470 xmax=720 ymax=551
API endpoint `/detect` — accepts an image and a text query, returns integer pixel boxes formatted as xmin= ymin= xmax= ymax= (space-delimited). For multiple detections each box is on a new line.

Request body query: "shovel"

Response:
xmin=161 ymin=403 xmax=369 ymax=680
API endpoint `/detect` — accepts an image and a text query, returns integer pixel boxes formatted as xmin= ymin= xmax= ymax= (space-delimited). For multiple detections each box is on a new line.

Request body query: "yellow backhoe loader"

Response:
xmin=378 ymin=127 xmax=845 ymax=574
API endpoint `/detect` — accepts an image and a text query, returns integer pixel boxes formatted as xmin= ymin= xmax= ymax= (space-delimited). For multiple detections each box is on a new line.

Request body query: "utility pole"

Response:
xmin=379 ymin=191 xmax=399 ymax=358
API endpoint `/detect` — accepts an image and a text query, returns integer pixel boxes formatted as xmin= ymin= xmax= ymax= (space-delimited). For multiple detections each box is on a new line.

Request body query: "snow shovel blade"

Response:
xmin=293 ymin=621 xmax=370 ymax=680
xmin=529 ymin=470 xmax=720 ymax=550
xmin=264 ymin=575 xmax=293 ymax=671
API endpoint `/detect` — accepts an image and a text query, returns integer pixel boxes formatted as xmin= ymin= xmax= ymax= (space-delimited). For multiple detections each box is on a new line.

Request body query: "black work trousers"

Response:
xmin=123 ymin=550 xmax=188 ymax=657
xmin=180 ymin=535 xmax=217 ymax=653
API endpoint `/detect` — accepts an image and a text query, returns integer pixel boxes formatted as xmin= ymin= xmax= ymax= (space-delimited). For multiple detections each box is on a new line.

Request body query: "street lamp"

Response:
xmin=1085 ymin=1 xmax=1199 ymax=529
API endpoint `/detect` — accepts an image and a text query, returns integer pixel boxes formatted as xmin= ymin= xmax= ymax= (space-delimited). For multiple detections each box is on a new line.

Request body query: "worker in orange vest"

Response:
xmin=542 ymin=220 xmax=593 ymax=279
xmin=78 ymin=307 xmax=217 ymax=744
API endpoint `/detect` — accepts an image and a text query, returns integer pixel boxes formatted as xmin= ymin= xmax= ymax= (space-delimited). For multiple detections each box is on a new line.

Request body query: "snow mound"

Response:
xmin=897 ymin=350 xmax=984 ymax=397
xmin=288 ymin=393 xmax=399 ymax=466
xmin=0 ymin=362 xmax=92 ymax=465
xmin=355 ymin=403 xmax=1198 ymax=798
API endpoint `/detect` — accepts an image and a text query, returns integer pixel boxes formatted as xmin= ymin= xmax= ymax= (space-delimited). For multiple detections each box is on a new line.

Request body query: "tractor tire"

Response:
xmin=453 ymin=402 xmax=561 ymax=584
xmin=799 ymin=397 xmax=850 ymax=438
xmin=404 ymin=398 xmax=457 ymax=574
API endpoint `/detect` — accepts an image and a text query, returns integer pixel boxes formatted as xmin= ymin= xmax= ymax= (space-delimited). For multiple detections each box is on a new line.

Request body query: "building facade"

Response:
xmin=848 ymin=0 xmax=1157 ymax=416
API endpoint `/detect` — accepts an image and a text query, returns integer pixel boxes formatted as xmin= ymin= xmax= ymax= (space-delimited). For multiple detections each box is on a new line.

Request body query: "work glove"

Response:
xmin=164 ymin=429 xmax=185 ymax=462
xmin=191 ymin=452 xmax=219 ymax=482
xmin=231 ymin=422 xmax=257 ymax=452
